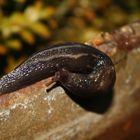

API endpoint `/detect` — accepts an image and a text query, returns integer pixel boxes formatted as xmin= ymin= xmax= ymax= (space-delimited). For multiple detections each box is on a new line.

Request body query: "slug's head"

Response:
xmin=54 ymin=65 xmax=116 ymax=98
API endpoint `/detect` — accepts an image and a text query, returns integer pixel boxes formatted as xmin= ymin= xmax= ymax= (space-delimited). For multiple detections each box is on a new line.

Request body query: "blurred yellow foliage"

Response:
xmin=30 ymin=22 xmax=51 ymax=38
xmin=20 ymin=30 xmax=35 ymax=44
xmin=0 ymin=0 xmax=57 ymax=74
xmin=0 ymin=1 xmax=56 ymax=50
xmin=6 ymin=39 xmax=22 ymax=50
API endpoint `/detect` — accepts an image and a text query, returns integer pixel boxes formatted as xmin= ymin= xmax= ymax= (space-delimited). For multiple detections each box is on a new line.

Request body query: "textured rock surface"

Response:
xmin=0 ymin=47 xmax=140 ymax=140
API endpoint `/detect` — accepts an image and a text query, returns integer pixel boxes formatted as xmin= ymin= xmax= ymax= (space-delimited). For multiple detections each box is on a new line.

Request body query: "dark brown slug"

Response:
xmin=0 ymin=43 xmax=116 ymax=98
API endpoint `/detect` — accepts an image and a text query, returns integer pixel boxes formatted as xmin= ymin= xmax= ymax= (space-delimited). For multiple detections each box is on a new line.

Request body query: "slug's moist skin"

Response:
xmin=0 ymin=43 xmax=116 ymax=98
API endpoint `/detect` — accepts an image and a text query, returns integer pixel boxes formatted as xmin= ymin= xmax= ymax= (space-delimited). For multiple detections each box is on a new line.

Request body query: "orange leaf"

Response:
xmin=0 ymin=44 xmax=8 ymax=55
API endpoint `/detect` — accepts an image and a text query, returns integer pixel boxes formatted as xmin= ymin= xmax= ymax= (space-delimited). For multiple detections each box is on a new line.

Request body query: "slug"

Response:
xmin=0 ymin=43 xmax=116 ymax=98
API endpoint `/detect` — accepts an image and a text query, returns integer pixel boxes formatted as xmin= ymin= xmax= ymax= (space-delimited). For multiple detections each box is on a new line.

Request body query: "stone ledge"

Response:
xmin=0 ymin=48 xmax=140 ymax=140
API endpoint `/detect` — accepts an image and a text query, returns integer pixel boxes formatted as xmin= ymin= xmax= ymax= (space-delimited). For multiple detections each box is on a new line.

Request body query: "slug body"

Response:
xmin=0 ymin=43 xmax=116 ymax=98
